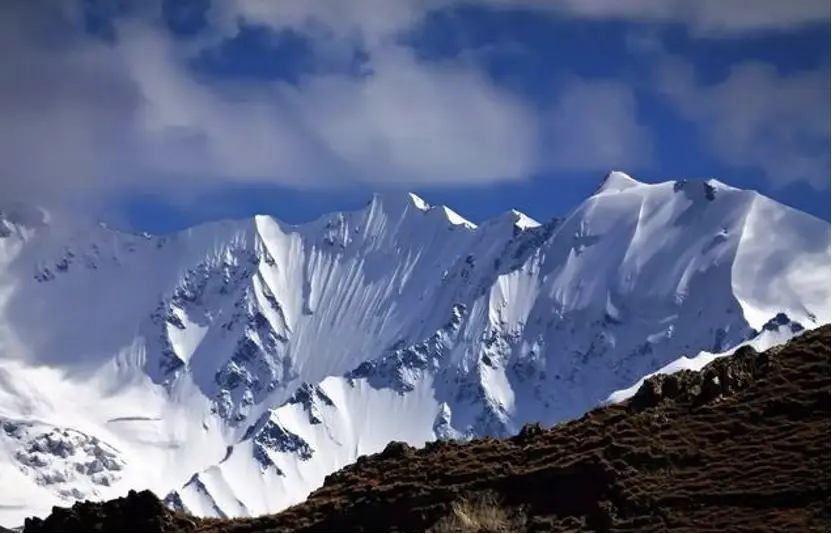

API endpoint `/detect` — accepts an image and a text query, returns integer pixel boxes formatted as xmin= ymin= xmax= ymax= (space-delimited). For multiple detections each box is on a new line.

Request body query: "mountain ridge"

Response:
xmin=0 ymin=171 xmax=790 ymax=239
xmin=0 ymin=171 xmax=828 ymax=526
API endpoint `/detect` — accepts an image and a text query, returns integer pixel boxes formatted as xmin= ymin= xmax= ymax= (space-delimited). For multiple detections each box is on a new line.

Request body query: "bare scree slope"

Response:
xmin=0 ymin=172 xmax=828 ymax=525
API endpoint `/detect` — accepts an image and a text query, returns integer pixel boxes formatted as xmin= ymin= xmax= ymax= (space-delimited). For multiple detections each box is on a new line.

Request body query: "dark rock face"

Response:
xmin=23 ymin=326 xmax=831 ymax=533
xmin=513 ymin=422 xmax=545 ymax=443
xmin=377 ymin=440 xmax=414 ymax=460
xmin=703 ymin=182 xmax=717 ymax=201
xmin=249 ymin=416 xmax=314 ymax=461
xmin=630 ymin=344 xmax=773 ymax=410
xmin=23 ymin=490 xmax=198 ymax=533
xmin=346 ymin=304 xmax=466 ymax=394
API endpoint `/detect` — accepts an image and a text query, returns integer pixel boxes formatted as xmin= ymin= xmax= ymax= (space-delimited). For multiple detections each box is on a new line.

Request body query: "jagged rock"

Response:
xmin=629 ymin=345 xmax=773 ymax=410
xmin=23 ymin=490 xmax=199 ymax=533
xmin=703 ymin=181 xmax=717 ymax=201
xmin=514 ymin=422 xmax=545 ymax=443
xmin=378 ymin=440 xmax=413 ymax=460
xmin=254 ymin=419 xmax=313 ymax=460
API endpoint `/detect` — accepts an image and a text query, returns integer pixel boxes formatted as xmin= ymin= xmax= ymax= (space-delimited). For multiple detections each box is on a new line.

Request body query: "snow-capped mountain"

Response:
xmin=0 ymin=172 xmax=828 ymax=526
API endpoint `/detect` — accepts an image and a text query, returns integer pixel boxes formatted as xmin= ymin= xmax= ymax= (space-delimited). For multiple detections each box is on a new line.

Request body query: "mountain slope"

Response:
xmin=22 ymin=325 xmax=832 ymax=533
xmin=0 ymin=172 xmax=829 ymax=525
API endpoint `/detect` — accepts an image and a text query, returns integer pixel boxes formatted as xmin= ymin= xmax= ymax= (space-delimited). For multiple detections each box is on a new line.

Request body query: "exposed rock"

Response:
xmin=513 ymin=422 xmax=545 ymax=443
xmin=378 ymin=440 xmax=414 ymax=460
xmin=630 ymin=344 xmax=773 ymax=410
xmin=24 ymin=490 xmax=199 ymax=533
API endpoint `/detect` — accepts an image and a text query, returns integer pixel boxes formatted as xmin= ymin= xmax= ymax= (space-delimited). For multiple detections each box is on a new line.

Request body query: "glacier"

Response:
xmin=0 ymin=171 xmax=828 ymax=526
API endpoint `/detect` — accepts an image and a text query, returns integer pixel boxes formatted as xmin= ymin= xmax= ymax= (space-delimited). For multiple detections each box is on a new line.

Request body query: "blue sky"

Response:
xmin=1 ymin=0 xmax=829 ymax=232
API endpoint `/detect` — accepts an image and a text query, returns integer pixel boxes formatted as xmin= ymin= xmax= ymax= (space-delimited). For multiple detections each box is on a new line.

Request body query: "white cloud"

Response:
xmin=295 ymin=46 xmax=545 ymax=186
xmin=5 ymin=0 xmax=823 ymax=211
xmin=0 ymin=0 xmax=653 ymax=209
xmin=498 ymin=0 xmax=829 ymax=35
xmin=656 ymin=56 xmax=830 ymax=189
xmin=546 ymin=79 xmax=653 ymax=172
xmin=207 ymin=0 xmax=831 ymax=43
xmin=0 ymin=3 xmax=140 ymax=208
xmin=207 ymin=0 xmax=442 ymax=47
xmin=0 ymin=0 xmax=552 ymax=208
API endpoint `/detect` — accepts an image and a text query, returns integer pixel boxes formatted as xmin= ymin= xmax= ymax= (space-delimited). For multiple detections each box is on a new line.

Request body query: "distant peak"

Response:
xmin=433 ymin=205 xmax=475 ymax=229
xmin=595 ymin=171 xmax=641 ymax=195
xmin=407 ymin=193 xmax=430 ymax=211
xmin=669 ymin=177 xmax=742 ymax=202
xmin=491 ymin=209 xmax=541 ymax=230
xmin=479 ymin=208 xmax=539 ymax=233
xmin=704 ymin=177 xmax=740 ymax=193
xmin=366 ymin=192 xmax=476 ymax=229
xmin=508 ymin=209 xmax=540 ymax=229
xmin=368 ymin=191 xmax=431 ymax=214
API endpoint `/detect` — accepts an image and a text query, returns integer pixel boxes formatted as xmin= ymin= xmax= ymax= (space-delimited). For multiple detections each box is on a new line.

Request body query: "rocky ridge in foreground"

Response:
xmin=23 ymin=325 xmax=831 ymax=532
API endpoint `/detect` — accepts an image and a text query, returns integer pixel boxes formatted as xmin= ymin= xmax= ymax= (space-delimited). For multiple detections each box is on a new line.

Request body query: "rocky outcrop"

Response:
xmin=23 ymin=490 xmax=198 ymax=533
xmin=629 ymin=344 xmax=773 ymax=410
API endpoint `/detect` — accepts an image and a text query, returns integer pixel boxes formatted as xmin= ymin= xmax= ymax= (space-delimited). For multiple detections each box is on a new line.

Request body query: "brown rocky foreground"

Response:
xmin=23 ymin=325 xmax=831 ymax=532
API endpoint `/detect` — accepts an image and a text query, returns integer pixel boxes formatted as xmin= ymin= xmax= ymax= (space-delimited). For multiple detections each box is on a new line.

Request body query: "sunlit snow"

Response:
xmin=0 ymin=173 xmax=828 ymax=527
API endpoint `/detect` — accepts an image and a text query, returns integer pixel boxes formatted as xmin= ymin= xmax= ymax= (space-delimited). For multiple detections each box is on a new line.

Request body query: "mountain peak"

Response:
xmin=484 ymin=209 xmax=539 ymax=231
xmin=507 ymin=209 xmax=540 ymax=229
xmin=366 ymin=191 xmax=476 ymax=229
xmin=368 ymin=191 xmax=430 ymax=214
xmin=595 ymin=171 xmax=642 ymax=195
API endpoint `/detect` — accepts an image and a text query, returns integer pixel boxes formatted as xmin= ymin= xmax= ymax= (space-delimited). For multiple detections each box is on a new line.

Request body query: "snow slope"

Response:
xmin=0 ymin=172 xmax=828 ymax=526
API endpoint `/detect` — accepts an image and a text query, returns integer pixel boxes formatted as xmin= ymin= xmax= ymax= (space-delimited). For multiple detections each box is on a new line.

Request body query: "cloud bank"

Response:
xmin=543 ymin=0 xmax=829 ymax=35
xmin=0 ymin=1 xmax=588 ymax=206
xmin=0 ymin=0 xmax=827 ymax=209
xmin=656 ymin=57 xmax=830 ymax=189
